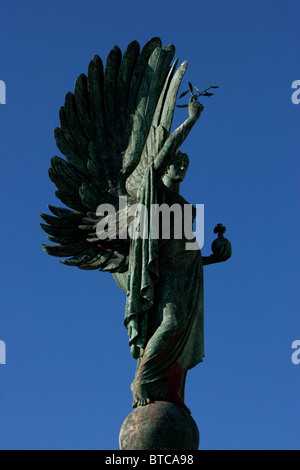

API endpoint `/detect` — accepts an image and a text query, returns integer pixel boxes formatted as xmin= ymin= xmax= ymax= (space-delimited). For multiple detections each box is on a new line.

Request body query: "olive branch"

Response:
xmin=176 ymin=82 xmax=219 ymax=108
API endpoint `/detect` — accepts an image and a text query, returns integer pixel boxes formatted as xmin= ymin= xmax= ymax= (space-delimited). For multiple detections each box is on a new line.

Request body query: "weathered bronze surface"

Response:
xmin=41 ymin=37 xmax=231 ymax=448
xmin=119 ymin=401 xmax=199 ymax=450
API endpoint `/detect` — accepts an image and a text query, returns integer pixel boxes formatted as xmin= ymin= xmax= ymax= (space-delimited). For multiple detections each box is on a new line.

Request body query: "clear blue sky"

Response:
xmin=0 ymin=0 xmax=299 ymax=450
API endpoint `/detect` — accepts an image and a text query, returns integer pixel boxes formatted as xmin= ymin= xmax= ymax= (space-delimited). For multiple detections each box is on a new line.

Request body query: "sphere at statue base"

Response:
xmin=119 ymin=401 xmax=199 ymax=450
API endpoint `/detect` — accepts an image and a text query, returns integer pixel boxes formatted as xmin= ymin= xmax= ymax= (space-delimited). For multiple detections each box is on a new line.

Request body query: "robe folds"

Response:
xmin=114 ymin=164 xmax=204 ymax=407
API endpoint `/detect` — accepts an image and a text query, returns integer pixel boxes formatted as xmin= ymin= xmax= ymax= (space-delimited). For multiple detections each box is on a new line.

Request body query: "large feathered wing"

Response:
xmin=41 ymin=37 xmax=188 ymax=272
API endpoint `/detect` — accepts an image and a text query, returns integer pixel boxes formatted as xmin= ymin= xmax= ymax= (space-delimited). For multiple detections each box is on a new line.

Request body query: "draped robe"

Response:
xmin=113 ymin=164 xmax=204 ymax=409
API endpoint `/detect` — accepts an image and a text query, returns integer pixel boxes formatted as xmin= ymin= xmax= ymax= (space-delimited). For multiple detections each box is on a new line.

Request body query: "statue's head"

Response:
xmin=164 ymin=151 xmax=190 ymax=183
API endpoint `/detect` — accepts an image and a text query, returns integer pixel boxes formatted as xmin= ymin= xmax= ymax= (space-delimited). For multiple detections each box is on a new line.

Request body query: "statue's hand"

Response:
xmin=188 ymin=97 xmax=204 ymax=119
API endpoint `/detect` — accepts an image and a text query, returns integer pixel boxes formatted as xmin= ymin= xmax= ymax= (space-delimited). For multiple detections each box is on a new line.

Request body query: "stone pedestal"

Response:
xmin=119 ymin=401 xmax=199 ymax=450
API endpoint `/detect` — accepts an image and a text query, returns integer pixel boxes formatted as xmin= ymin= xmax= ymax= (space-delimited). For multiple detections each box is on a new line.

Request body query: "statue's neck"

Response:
xmin=162 ymin=175 xmax=180 ymax=194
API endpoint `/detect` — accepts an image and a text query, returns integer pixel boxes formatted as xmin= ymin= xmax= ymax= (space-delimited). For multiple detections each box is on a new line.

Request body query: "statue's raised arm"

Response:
xmin=154 ymin=98 xmax=204 ymax=174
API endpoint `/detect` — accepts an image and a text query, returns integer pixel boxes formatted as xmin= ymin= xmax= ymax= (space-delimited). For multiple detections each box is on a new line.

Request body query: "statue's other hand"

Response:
xmin=188 ymin=99 xmax=204 ymax=119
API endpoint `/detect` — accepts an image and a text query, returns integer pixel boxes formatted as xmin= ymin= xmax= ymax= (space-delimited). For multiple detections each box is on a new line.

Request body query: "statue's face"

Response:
xmin=166 ymin=157 xmax=189 ymax=182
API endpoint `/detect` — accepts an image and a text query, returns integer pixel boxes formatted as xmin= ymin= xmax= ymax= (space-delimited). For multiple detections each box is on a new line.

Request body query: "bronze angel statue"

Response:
xmin=41 ymin=37 xmax=231 ymax=413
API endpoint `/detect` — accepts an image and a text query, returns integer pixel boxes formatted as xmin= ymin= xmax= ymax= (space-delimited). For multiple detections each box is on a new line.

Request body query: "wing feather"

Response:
xmin=80 ymin=251 xmax=113 ymax=270
xmin=74 ymin=73 xmax=95 ymax=143
xmin=42 ymin=240 xmax=87 ymax=257
xmin=78 ymin=181 xmax=104 ymax=211
xmin=58 ymin=106 xmax=89 ymax=159
xmin=87 ymin=55 xmax=107 ymax=153
xmin=64 ymin=92 xmax=90 ymax=152
xmin=50 ymin=156 xmax=82 ymax=188
xmin=159 ymin=60 xmax=188 ymax=133
xmin=55 ymin=190 xmax=85 ymax=211
xmin=60 ymin=248 xmax=97 ymax=266
xmin=104 ymin=46 xmax=122 ymax=159
xmin=40 ymin=213 xmax=80 ymax=229
xmin=53 ymin=127 xmax=90 ymax=176
xmin=127 ymin=37 xmax=162 ymax=117
xmin=116 ymin=40 xmax=140 ymax=150
xmin=40 ymin=223 xmax=80 ymax=238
